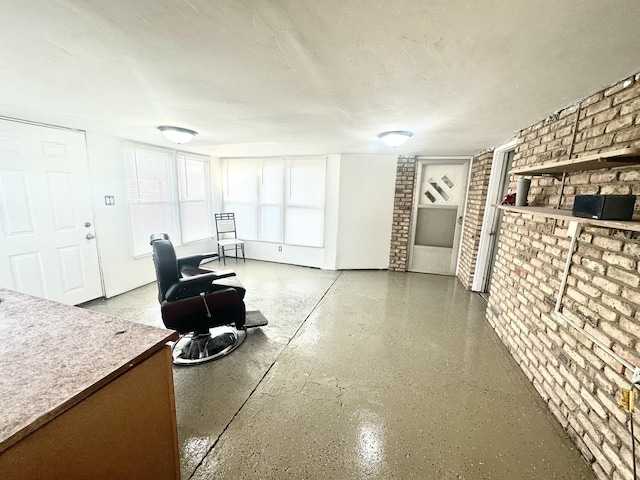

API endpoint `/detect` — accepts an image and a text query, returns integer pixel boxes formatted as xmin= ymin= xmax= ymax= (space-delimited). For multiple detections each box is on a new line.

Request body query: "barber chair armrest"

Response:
xmin=165 ymin=272 xmax=237 ymax=301
xmin=177 ymin=251 xmax=219 ymax=269
xmin=178 ymin=252 xmax=237 ymax=279
xmin=180 ymin=265 xmax=237 ymax=279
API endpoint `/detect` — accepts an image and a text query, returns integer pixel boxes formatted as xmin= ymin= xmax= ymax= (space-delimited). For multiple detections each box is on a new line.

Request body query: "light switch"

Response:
xmin=104 ymin=195 xmax=115 ymax=206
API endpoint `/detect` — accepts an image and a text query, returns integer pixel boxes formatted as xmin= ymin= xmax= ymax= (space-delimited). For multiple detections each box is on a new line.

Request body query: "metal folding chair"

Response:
xmin=214 ymin=212 xmax=246 ymax=266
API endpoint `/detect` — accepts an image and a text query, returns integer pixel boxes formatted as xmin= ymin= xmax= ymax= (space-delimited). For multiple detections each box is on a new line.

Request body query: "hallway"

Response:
xmin=84 ymin=261 xmax=594 ymax=479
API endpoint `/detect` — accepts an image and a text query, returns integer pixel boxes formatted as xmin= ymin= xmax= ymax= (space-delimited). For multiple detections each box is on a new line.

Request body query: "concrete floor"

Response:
xmin=83 ymin=260 xmax=594 ymax=480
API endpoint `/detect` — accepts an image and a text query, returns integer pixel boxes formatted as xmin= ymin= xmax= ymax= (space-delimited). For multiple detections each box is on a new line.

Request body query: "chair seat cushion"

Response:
xmin=161 ymin=288 xmax=243 ymax=333
xmin=218 ymin=239 xmax=244 ymax=246
xmin=212 ymin=276 xmax=246 ymax=300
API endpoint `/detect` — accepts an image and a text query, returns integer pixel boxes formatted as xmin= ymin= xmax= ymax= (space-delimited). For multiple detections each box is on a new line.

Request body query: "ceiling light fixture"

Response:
xmin=377 ymin=130 xmax=413 ymax=147
xmin=158 ymin=126 xmax=198 ymax=144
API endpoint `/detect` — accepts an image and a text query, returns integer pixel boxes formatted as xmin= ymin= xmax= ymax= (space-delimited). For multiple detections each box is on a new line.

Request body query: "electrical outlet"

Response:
xmin=633 ymin=367 xmax=640 ymax=384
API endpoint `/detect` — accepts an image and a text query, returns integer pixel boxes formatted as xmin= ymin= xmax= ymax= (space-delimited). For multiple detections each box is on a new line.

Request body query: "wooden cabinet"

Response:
xmin=1 ymin=348 xmax=179 ymax=480
xmin=0 ymin=289 xmax=180 ymax=480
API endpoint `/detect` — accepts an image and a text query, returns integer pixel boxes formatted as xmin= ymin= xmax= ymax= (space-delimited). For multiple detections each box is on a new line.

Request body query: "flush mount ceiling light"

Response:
xmin=377 ymin=130 xmax=413 ymax=147
xmin=158 ymin=126 xmax=198 ymax=144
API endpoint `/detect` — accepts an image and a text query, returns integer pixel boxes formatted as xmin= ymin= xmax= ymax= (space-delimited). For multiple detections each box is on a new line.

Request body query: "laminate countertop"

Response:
xmin=0 ymin=288 xmax=177 ymax=453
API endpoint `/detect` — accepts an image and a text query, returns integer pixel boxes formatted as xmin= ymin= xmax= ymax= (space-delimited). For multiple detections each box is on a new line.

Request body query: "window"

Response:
xmin=125 ymin=144 xmax=211 ymax=256
xmin=259 ymin=159 xmax=285 ymax=243
xmin=177 ymin=153 xmax=212 ymax=243
xmin=222 ymin=157 xmax=325 ymax=247
xmin=285 ymin=158 xmax=325 ymax=247
xmin=223 ymin=159 xmax=259 ymax=240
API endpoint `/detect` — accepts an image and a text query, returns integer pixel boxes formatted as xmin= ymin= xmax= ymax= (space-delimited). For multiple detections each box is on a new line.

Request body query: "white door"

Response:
xmin=472 ymin=139 xmax=518 ymax=292
xmin=0 ymin=119 xmax=103 ymax=305
xmin=409 ymin=159 xmax=470 ymax=275
xmin=480 ymin=149 xmax=514 ymax=293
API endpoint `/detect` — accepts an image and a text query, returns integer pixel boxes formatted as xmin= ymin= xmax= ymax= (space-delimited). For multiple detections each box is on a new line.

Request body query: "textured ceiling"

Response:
xmin=1 ymin=0 xmax=639 ymax=157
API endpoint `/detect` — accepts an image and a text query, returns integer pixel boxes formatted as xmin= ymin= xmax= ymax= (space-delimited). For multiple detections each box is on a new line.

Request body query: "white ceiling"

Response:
xmin=1 ymin=0 xmax=640 ymax=158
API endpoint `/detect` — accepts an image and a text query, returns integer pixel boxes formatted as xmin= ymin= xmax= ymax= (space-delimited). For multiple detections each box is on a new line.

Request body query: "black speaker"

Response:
xmin=572 ymin=194 xmax=636 ymax=220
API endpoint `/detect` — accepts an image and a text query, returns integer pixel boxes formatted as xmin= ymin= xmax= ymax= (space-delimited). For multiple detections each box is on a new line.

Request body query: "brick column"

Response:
xmin=388 ymin=156 xmax=417 ymax=271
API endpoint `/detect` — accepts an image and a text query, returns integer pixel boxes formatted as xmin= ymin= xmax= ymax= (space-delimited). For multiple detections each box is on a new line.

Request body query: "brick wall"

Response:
xmin=458 ymin=149 xmax=494 ymax=289
xmin=487 ymin=72 xmax=640 ymax=480
xmin=389 ymin=156 xmax=417 ymax=271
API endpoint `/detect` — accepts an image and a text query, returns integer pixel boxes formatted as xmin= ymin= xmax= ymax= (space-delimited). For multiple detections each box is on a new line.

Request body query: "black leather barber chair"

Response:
xmin=150 ymin=233 xmax=266 ymax=365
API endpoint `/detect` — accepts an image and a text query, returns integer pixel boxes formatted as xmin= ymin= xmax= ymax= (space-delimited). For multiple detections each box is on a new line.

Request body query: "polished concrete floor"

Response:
xmin=84 ymin=260 xmax=594 ymax=480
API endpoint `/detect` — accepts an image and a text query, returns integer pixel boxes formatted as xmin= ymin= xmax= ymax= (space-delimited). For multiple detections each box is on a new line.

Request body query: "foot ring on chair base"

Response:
xmin=171 ymin=326 xmax=247 ymax=365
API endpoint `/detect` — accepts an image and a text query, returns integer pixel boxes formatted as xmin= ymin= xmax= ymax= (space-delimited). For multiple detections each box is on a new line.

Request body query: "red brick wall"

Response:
xmin=389 ymin=156 xmax=417 ymax=271
xmin=458 ymin=149 xmax=494 ymax=289
xmin=487 ymin=72 xmax=640 ymax=480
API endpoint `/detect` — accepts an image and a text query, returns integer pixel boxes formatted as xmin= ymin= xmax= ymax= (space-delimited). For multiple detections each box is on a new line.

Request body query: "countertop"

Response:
xmin=0 ymin=288 xmax=177 ymax=453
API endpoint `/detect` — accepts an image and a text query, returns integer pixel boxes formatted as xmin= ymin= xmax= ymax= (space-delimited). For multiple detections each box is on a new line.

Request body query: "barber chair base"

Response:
xmin=171 ymin=326 xmax=247 ymax=366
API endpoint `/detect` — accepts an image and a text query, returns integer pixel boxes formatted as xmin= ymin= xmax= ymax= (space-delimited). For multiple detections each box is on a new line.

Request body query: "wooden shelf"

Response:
xmin=495 ymin=205 xmax=640 ymax=233
xmin=510 ymin=147 xmax=640 ymax=176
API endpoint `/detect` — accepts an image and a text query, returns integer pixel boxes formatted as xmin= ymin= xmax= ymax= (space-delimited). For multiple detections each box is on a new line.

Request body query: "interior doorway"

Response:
xmin=408 ymin=157 xmax=471 ymax=275
xmin=472 ymin=139 xmax=517 ymax=295
xmin=0 ymin=118 xmax=103 ymax=305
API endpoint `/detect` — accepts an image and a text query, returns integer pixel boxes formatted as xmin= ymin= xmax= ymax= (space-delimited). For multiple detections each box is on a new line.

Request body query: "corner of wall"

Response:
xmin=335 ymin=154 xmax=397 ymax=270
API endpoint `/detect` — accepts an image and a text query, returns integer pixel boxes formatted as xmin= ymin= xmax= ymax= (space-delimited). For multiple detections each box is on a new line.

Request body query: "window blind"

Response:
xmin=125 ymin=144 xmax=179 ymax=256
xmin=222 ymin=157 xmax=326 ymax=248
xmin=125 ymin=145 xmax=213 ymax=256
xmin=177 ymin=153 xmax=211 ymax=243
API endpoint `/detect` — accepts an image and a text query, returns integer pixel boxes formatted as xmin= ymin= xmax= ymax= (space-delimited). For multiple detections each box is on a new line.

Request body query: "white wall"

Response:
xmin=4 ymin=118 xmax=397 ymax=302
xmin=86 ymin=133 xmax=219 ymax=298
xmin=335 ymin=154 xmax=397 ymax=269
xmin=86 ymin=140 xmax=395 ymax=297
xmin=217 ymin=153 xmax=396 ymax=271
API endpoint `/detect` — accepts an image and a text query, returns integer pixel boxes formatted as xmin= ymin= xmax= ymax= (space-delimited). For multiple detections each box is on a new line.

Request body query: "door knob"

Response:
xmin=84 ymin=221 xmax=92 ymax=227
xmin=86 ymin=233 xmax=95 ymax=240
